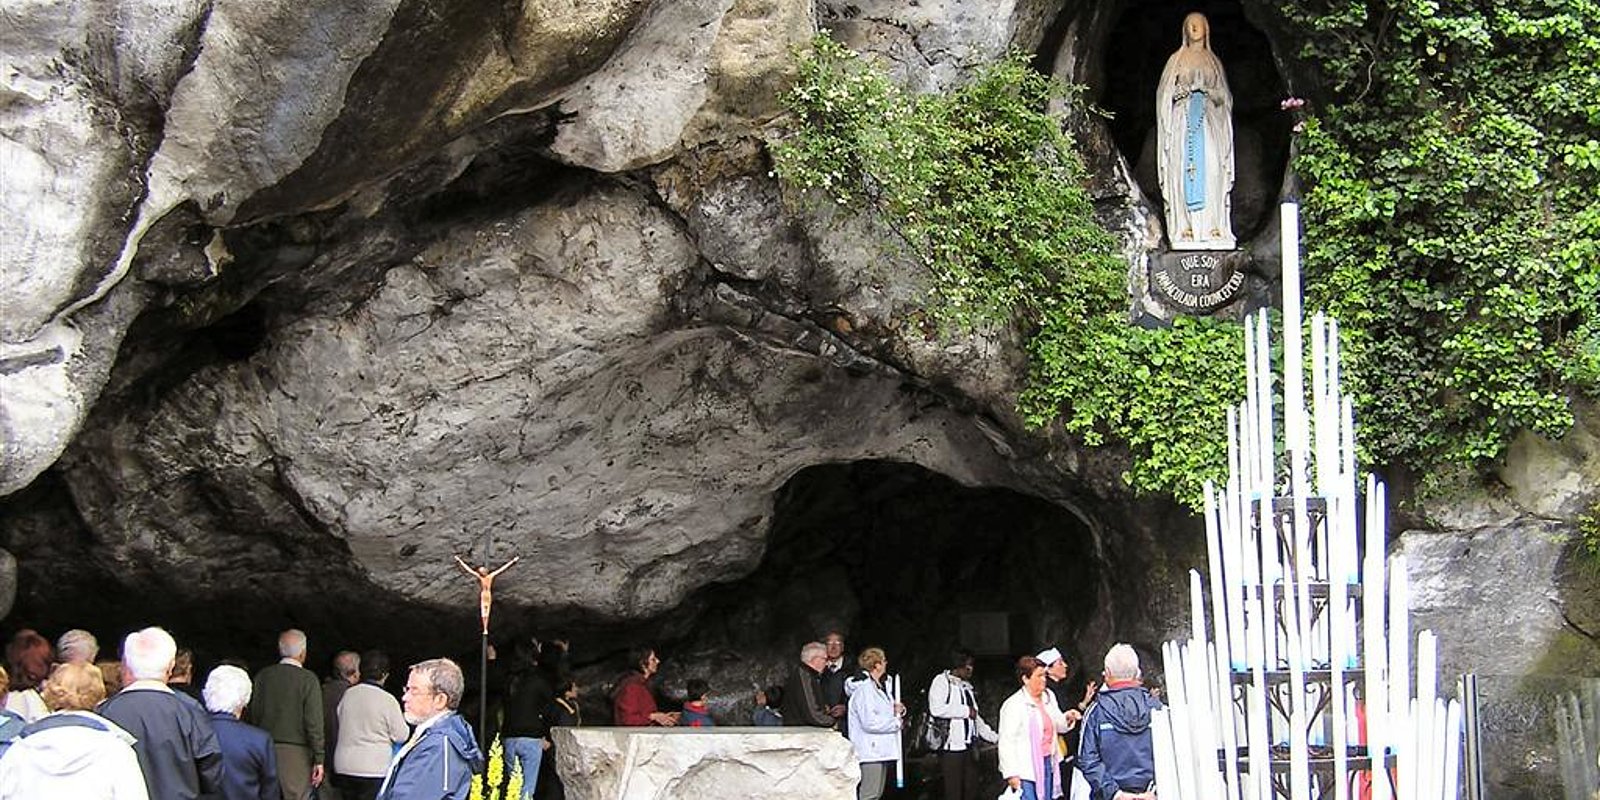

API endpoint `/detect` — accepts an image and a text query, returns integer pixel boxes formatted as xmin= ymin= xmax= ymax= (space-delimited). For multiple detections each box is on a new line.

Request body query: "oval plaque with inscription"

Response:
xmin=1150 ymin=250 xmax=1249 ymax=314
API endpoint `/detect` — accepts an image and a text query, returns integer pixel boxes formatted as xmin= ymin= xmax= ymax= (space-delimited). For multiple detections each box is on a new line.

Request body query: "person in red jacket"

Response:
xmin=610 ymin=648 xmax=677 ymax=727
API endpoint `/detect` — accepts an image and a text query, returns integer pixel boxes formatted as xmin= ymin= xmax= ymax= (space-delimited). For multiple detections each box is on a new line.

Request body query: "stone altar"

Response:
xmin=552 ymin=727 xmax=862 ymax=799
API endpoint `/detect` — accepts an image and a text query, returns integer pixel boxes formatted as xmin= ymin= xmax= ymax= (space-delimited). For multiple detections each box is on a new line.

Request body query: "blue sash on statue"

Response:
xmin=1184 ymin=90 xmax=1207 ymax=211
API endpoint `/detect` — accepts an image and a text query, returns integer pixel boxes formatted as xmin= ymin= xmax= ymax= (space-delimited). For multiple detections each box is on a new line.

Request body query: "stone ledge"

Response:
xmin=552 ymin=726 xmax=861 ymax=799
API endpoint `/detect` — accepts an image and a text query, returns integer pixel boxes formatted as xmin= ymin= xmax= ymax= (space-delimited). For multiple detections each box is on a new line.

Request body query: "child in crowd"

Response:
xmin=753 ymin=684 xmax=784 ymax=727
xmin=681 ymin=678 xmax=714 ymax=727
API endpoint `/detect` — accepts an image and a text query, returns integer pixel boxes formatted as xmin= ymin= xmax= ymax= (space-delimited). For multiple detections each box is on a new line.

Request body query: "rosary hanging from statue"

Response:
xmin=453 ymin=554 xmax=520 ymax=634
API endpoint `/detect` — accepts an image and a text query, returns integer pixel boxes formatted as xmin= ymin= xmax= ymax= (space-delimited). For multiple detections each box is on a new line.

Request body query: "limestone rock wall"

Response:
xmin=2 ymin=0 xmax=1595 ymax=722
xmin=0 ymin=0 xmax=1106 ymax=643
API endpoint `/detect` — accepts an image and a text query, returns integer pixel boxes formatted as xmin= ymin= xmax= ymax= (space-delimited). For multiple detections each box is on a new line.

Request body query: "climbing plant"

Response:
xmin=1284 ymin=0 xmax=1600 ymax=486
xmin=771 ymin=16 xmax=1599 ymax=507
xmin=771 ymin=35 xmax=1243 ymax=505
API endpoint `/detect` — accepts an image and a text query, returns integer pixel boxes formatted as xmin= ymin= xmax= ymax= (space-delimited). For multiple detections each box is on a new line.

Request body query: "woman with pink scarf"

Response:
xmin=998 ymin=656 xmax=1078 ymax=800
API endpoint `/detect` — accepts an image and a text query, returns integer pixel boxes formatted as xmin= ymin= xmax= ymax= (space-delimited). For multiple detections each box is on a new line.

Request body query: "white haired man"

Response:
xmin=206 ymin=665 xmax=280 ymax=800
xmin=781 ymin=642 xmax=837 ymax=728
xmin=57 ymin=629 xmax=100 ymax=664
xmin=1077 ymin=644 xmax=1159 ymax=800
xmin=249 ymin=629 xmax=326 ymax=800
xmin=96 ymin=626 xmax=223 ymax=800
xmin=377 ymin=658 xmax=483 ymax=800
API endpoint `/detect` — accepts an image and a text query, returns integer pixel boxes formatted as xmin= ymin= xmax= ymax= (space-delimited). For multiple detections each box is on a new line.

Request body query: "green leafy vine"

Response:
xmin=770 ymin=16 xmax=1599 ymax=507
xmin=770 ymin=35 xmax=1242 ymax=505
xmin=1285 ymin=0 xmax=1600 ymax=484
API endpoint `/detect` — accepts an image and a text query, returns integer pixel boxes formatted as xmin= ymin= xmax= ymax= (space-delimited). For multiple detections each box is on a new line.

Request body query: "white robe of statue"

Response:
xmin=1156 ymin=12 xmax=1236 ymax=250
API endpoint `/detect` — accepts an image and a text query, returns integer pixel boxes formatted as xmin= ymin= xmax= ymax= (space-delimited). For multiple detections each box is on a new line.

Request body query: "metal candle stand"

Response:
xmin=1150 ymin=204 xmax=1464 ymax=800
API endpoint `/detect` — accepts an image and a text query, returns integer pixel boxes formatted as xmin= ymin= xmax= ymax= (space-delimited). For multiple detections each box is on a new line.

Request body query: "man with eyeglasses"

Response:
xmin=376 ymin=658 xmax=484 ymax=800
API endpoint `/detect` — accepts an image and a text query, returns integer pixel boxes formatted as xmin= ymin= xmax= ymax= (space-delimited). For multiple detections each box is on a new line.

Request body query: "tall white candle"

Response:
xmin=1311 ymin=313 xmax=1329 ymax=493
xmin=1388 ymin=556 xmax=1411 ymax=733
xmin=1256 ymin=312 xmax=1273 ymax=495
xmin=1341 ymin=397 xmax=1360 ymax=583
xmin=890 ymin=675 xmax=904 ymax=788
xmin=1260 ymin=498 xmax=1279 ymax=668
xmin=1282 ymin=203 xmax=1309 ymax=487
xmin=1210 ymin=641 xmax=1244 ymax=800
xmin=1442 ymin=698 xmax=1463 ymax=800
xmin=1289 ymin=707 xmax=1311 ymax=800
xmin=1244 ymin=322 xmax=1260 ymax=494
xmin=1164 ymin=642 xmax=1200 ymax=796
xmin=1362 ymin=475 xmax=1391 ymax=800
xmin=1204 ymin=488 xmax=1240 ymax=672
xmin=1152 ymin=707 xmax=1182 ymax=800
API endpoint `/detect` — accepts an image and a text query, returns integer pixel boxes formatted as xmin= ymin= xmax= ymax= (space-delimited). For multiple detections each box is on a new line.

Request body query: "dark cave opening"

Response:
xmin=1097 ymin=0 xmax=1291 ymax=245
xmin=654 ymin=460 xmax=1109 ymax=725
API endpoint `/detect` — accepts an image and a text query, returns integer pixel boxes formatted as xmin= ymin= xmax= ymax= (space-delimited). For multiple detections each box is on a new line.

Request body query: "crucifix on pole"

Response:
xmin=453 ymin=547 xmax=519 ymax=758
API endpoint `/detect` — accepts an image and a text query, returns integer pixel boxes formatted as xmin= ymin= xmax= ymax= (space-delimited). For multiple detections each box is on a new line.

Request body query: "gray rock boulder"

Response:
xmin=551 ymin=0 xmax=815 ymax=171
xmin=55 ymin=179 xmax=1020 ymax=621
xmin=1399 ymin=521 xmax=1577 ymax=682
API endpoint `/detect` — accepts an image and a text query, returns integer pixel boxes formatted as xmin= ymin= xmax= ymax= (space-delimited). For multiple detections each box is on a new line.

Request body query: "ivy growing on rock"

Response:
xmin=771 ymin=35 xmax=1242 ymax=505
xmin=1284 ymin=0 xmax=1600 ymax=487
xmin=771 ymin=16 xmax=1598 ymax=507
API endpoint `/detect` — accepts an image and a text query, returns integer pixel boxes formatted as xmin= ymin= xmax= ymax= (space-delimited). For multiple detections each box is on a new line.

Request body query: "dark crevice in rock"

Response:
xmin=407 ymin=114 xmax=571 ymax=225
xmin=1031 ymin=0 xmax=1079 ymax=78
xmin=0 ymin=347 xmax=65 ymax=375
xmin=197 ymin=302 xmax=269 ymax=362
xmin=1559 ymin=603 xmax=1600 ymax=645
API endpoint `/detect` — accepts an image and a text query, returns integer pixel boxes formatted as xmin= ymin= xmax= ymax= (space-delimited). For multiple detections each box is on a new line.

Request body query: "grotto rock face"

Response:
xmin=2 ymin=0 xmax=1106 ymax=649
xmin=56 ymin=180 xmax=1023 ymax=621
xmin=1 ymin=0 xmax=1596 ymax=729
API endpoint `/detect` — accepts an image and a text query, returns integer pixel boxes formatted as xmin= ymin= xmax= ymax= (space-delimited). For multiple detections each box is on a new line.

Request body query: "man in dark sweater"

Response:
xmin=96 ymin=626 xmax=223 ymax=800
xmin=249 ymin=629 xmax=326 ymax=800
xmin=782 ymin=641 xmax=836 ymax=728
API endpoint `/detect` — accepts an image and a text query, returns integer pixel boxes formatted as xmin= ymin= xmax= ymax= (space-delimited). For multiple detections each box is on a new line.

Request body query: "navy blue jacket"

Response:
xmin=377 ymin=712 xmax=483 ymax=800
xmin=204 ymin=712 xmax=278 ymax=800
xmin=97 ymin=683 xmax=223 ymax=800
xmin=1077 ymin=684 xmax=1161 ymax=800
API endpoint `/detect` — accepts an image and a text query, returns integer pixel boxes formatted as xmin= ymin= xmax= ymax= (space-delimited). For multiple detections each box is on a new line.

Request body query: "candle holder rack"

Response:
xmin=1149 ymin=204 xmax=1464 ymax=800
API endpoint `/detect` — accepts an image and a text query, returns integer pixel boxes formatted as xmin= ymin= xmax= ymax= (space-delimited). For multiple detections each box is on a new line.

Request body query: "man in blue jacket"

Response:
xmin=1077 ymin=644 xmax=1159 ymax=800
xmin=378 ymin=658 xmax=484 ymax=800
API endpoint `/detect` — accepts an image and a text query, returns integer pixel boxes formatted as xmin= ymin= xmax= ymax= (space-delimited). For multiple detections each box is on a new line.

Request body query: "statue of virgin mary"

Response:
xmin=1156 ymin=12 xmax=1236 ymax=250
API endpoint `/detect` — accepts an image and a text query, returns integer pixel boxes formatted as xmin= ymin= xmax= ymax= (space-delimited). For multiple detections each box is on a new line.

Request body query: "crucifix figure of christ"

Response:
xmin=453 ymin=554 xmax=520 ymax=634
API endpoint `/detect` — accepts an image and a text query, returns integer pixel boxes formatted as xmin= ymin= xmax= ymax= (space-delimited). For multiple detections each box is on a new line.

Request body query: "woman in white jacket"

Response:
xmin=0 ymin=662 xmax=148 ymax=800
xmin=998 ymin=656 xmax=1077 ymax=800
xmin=845 ymin=648 xmax=904 ymax=800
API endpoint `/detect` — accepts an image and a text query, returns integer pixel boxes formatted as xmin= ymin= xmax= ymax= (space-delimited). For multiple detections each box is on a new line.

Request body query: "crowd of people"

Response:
xmin=0 ymin=626 xmax=487 ymax=800
xmin=0 ymin=623 xmax=1163 ymax=800
xmin=608 ymin=631 xmax=1164 ymax=800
